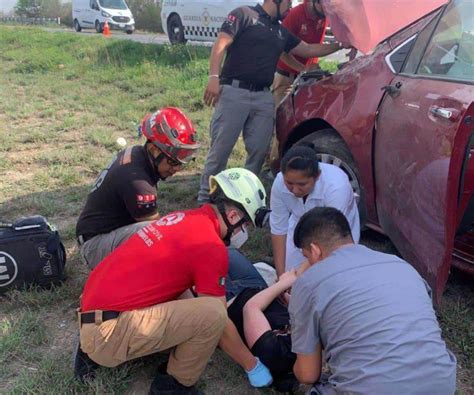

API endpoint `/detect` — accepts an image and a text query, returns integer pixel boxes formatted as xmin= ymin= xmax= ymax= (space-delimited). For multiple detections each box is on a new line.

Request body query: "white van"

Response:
xmin=162 ymin=1 xmax=302 ymax=44
xmin=72 ymin=0 xmax=135 ymax=34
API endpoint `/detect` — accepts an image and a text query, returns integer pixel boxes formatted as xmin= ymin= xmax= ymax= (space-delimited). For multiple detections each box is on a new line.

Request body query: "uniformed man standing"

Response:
xmin=198 ymin=0 xmax=347 ymax=203
xmin=273 ymin=0 xmax=328 ymax=107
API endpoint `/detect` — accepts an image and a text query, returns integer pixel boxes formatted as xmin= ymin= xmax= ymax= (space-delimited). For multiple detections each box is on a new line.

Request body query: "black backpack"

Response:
xmin=0 ymin=215 xmax=66 ymax=293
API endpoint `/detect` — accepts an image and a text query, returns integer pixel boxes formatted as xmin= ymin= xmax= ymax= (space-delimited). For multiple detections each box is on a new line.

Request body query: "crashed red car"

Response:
xmin=275 ymin=0 xmax=474 ymax=302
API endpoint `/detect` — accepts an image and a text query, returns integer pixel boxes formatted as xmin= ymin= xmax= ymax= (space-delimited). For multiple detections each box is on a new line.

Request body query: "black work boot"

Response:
xmin=73 ymin=340 xmax=99 ymax=382
xmin=149 ymin=373 xmax=203 ymax=395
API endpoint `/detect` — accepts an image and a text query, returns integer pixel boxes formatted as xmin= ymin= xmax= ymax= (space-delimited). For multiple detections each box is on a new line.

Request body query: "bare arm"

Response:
xmin=293 ymin=343 xmax=323 ymax=384
xmin=271 ymin=234 xmax=287 ymax=278
xmin=279 ymin=52 xmax=305 ymax=73
xmin=203 ymin=32 xmax=234 ymax=107
xmin=243 ymin=270 xmax=297 ymax=348
xmin=291 ymin=41 xmax=342 ymax=59
xmin=199 ymin=294 xmax=258 ymax=371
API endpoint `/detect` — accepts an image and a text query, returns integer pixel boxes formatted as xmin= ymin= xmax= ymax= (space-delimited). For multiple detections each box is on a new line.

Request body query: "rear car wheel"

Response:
xmin=126 ymin=29 xmax=133 ymax=35
xmin=167 ymin=14 xmax=186 ymax=45
xmin=297 ymin=129 xmax=367 ymax=226
xmin=95 ymin=20 xmax=103 ymax=33
xmin=73 ymin=19 xmax=81 ymax=32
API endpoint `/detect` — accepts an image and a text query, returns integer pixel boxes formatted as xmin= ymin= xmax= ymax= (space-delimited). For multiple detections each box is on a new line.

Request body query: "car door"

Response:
xmin=374 ymin=0 xmax=474 ymax=302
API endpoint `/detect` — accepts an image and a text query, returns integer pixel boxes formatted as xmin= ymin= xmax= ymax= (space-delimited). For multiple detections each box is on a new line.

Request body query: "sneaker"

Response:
xmin=246 ymin=357 xmax=273 ymax=387
xmin=73 ymin=338 xmax=99 ymax=382
xmin=149 ymin=373 xmax=203 ymax=395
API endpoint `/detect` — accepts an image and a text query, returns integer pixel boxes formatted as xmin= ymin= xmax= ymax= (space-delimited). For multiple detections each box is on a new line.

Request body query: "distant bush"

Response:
xmin=59 ymin=2 xmax=72 ymax=27
xmin=127 ymin=0 xmax=163 ymax=33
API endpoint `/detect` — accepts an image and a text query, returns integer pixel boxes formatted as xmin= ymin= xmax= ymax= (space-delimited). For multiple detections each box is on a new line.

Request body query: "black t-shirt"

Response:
xmin=76 ymin=145 xmax=160 ymax=239
xmin=220 ymin=5 xmax=301 ymax=87
xmin=227 ymin=287 xmax=295 ymax=378
xmin=227 ymin=287 xmax=291 ymax=344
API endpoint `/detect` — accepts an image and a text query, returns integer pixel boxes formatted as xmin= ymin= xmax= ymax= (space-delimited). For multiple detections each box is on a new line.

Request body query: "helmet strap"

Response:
xmin=154 ymin=153 xmax=168 ymax=180
xmin=145 ymin=142 xmax=167 ymax=180
xmin=217 ymin=201 xmax=246 ymax=246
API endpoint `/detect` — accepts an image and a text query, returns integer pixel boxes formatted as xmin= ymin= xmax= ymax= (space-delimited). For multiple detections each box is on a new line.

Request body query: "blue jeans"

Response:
xmin=226 ymin=248 xmax=268 ymax=301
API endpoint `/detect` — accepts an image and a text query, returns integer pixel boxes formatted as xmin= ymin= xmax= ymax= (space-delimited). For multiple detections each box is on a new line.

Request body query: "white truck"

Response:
xmin=72 ymin=0 xmax=135 ymax=34
xmin=161 ymin=0 xmax=302 ymax=44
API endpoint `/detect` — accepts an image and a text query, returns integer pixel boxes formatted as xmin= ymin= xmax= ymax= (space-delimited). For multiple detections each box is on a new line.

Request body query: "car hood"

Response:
xmin=321 ymin=0 xmax=447 ymax=53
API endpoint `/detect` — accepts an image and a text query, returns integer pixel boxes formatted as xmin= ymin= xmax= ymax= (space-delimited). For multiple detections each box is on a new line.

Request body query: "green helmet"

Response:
xmin=209 ymin=168 xmax=270 ymax=227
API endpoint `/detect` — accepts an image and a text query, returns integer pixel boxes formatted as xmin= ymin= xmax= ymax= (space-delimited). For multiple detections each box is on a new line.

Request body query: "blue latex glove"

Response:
xmin=246 ymin=357 xmax=273 ymax=387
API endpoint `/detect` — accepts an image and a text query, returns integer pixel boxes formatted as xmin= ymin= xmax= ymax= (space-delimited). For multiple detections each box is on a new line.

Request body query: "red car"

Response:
xmin=275 ymin=0 xmax=474 ymax=302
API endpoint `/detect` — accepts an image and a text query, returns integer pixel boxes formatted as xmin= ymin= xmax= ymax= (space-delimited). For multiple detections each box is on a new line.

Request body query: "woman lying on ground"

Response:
xmin=227 ymin=262 xmax=309 ymax=393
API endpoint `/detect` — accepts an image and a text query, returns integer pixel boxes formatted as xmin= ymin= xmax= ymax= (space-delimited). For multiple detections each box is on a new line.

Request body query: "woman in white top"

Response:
xmin=270 ymin=143 xmax=360 ymax=276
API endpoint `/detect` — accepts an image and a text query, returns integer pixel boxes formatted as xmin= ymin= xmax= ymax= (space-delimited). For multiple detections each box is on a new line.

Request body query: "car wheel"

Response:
xmin=73 ymin=19 xmax=82 ymax=32
xmin=126 ymin=29 xmax=133 ymax=35
xmin=167 ymin=14 xmax=186 ymax=45
xmin=95 ymin=20 xmax=103 ymax=33
xmin=297 ymin=129 xmax=367 ymax=226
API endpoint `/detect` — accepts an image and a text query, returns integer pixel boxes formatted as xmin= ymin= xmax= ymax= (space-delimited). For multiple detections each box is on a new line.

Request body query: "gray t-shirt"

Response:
xmin=289 ymin=244 xmax=456 ymax=394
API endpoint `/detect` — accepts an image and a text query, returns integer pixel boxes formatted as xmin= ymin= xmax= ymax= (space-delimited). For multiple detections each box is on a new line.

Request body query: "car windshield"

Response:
xmin=99 ymin=0 xmax=127 ymax=10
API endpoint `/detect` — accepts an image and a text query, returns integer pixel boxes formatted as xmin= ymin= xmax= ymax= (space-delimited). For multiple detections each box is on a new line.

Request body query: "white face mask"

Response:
xmin=230 ymin=225 xmax=248 ymax=249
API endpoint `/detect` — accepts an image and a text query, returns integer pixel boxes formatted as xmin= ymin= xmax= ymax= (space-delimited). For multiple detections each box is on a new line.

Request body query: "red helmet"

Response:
xmin=141 ymin=107 xmax=200 ymax=164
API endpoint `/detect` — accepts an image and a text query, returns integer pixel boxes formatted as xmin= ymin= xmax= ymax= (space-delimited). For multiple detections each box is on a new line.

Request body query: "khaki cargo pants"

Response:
xmin=79 ymin=297 xmax=227 ymax=386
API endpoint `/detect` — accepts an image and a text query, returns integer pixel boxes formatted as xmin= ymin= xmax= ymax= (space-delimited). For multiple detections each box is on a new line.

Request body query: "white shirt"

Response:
xmin=270 ymin=163 xmax=360 ymax=270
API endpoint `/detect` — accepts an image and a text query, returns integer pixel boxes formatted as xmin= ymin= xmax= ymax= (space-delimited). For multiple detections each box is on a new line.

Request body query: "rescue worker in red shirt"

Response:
xmin=76 ymin=107 xmax=200 ymax=269
xmin=273 ymin=0 xmax=328 ymax=106
xmin=74 ymin=168 xmax=274 ymax=394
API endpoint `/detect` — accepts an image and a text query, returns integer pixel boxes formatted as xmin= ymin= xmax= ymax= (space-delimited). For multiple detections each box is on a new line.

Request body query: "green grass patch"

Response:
xmin=0 ymin=310 xmax=47 ymax=365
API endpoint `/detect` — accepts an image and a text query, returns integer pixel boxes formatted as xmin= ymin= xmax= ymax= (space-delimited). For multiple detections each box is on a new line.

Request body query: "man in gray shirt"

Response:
xmin=289 ymin=207 xmax=456 ymax=394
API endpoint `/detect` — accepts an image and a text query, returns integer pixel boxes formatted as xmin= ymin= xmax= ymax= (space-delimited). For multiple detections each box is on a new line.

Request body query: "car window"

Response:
xmin=386 ymin=36 xmax=417 ymax=74
xmin=403 ymin=15 xmax=439 ymax=74
xmin=417 ymin=0 xmax=474 ymax=82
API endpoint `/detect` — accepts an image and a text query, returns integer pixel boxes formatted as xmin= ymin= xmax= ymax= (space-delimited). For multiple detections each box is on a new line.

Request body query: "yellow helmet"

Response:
xmin=209 ymin=168 xmax=270 ymax=227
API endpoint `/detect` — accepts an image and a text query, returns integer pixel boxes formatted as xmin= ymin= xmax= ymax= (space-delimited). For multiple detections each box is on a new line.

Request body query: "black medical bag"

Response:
xmin=0 ymin=215 xmax=66 ymax=293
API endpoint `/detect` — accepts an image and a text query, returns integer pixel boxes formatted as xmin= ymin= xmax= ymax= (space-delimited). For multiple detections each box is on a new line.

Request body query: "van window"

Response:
xmin=99 ymin=0 xmax=128 ymax=10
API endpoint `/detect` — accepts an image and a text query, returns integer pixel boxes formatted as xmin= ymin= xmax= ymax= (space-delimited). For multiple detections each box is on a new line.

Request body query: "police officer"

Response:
xmin=76 ymin=107 xmax=200 ymax=269
xmin=198 ymin=0 xmax=347 ymax=203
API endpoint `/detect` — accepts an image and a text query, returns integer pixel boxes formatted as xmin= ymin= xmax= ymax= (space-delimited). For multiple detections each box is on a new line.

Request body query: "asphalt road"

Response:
xmin=47 ymin=27 xmax=351 ymax=63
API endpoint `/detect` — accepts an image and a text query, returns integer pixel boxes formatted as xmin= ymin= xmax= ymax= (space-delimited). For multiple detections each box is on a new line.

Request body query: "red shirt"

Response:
xmin=277 ymin=4 xmax=327 ymax=75
xmin=80 ymin=205 xmax=228 ymax=312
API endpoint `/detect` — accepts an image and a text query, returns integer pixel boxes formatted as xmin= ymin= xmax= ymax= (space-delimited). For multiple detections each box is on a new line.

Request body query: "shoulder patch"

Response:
xmin=137 ymin=194 xmax=157 ymax=208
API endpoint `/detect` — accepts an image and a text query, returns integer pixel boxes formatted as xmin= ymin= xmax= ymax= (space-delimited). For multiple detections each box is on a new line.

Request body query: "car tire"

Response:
xmin=126 ymin=29 xmax=133 ymax=35
xmin=95 ymin=20 xmax=103 ymax=33
xmin=73 ymin=19 xmax=82 ymax=32
xmin=297 ymin=129 xmax=367 ymax=227
xmin=167 ymin=14 xmax=186 ymax=45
